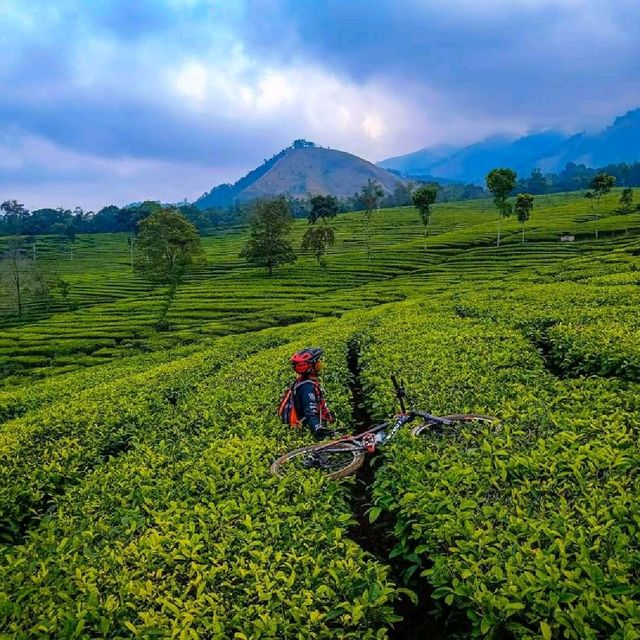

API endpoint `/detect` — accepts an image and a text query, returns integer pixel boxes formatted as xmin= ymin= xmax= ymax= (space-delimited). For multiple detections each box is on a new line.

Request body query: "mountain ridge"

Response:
xmin=380 ymin=108 xmax=640 ymax=183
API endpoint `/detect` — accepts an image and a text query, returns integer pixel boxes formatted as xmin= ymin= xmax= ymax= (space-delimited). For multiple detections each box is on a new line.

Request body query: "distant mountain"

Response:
xmin=536 ymin=109 xmax=640 ymax=173
xmin=380 ymin=108 xmax=640 ymax=184
xmin=195 ymin=141 xmax=403 ymax=209
xmin=379 ymin=144 xmax=458 ymax=176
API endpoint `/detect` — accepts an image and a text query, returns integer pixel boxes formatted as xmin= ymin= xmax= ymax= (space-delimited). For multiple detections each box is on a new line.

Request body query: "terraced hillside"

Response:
xmin=2 ymin=191 xmax=639 ymax=386
xmin=1 ymin=190 xmax=640 ymax=638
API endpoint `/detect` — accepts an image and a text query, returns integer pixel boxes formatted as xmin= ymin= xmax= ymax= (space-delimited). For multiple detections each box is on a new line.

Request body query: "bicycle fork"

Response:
xmin=361 ymin=432 xmax=378 ymax=453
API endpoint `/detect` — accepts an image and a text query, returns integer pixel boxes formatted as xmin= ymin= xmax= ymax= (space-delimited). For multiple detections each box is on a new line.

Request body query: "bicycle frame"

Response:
xmin=318 ymin=413 xmax=438 ymax=457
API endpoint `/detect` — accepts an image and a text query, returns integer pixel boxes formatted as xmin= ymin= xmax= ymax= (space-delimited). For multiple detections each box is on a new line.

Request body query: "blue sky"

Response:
xmin=1 ymin=0 xmax=639 ymax=210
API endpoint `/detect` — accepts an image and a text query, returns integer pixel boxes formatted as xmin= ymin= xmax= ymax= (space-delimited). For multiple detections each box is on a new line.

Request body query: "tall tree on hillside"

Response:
xmin=618 ymin=187 xmax=634 ymax=236
xmin=514 ymin=193 xmax=535 ymax=244
xmin=585 ymin=172 xmax=615 ymax=239
xmin=359 ymin=179 xmax=384 ymax=259
xmin=240 ymin=196 xmax=296 ymax=276
xmin=412 ymin=184 xmax=439 ymax=248
xmin=136 ymin=209 xmax=204 ymax=330
xmin=302 ymin=195 xmax=339 ymax=269
xmin=302 ymin=225 xmax=335 ymax=269
xmin=618 ymin=187 xmax=634 ymax=215
xmin=135 ymin=209 xmax=203 ymax=284
xmin=486 ymin=168 xmax=517 ymax=247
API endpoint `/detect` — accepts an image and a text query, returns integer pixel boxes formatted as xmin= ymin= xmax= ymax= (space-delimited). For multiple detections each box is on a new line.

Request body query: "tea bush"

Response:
xmin=0 ymin=329 xmax=291 ymax=544
xmin=5 ymin=190 xmax=635 ymax=384
xmin=0 ymin=311 xmax=401 ymax=637
xmin=362 ymin=293 xmax=640 ymax=638
xmin=545 ymin=319 xmax=640 ymax=381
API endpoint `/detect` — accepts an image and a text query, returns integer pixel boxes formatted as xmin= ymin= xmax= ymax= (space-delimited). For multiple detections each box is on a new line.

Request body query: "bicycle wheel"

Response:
xmin=411 ymin=414 xmax=500 ymax=438
xmin=270 ymin=441 xmax=365 ymax=479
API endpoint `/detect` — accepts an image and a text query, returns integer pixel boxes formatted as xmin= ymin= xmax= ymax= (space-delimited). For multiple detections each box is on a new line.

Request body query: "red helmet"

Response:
xmin=291 ymin=347 xmax=324 ymax=374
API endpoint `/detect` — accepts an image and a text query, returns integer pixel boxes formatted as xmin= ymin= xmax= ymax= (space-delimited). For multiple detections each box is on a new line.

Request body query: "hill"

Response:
xmin=195 ymin=141 xmax=403 ymax=209
xmin=380 ymin=108 xmax=640 ymax=183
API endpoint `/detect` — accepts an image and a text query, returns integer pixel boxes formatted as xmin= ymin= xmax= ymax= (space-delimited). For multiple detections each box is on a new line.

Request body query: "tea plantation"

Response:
xmin=1 ymin=190 xmax=640 ymax=638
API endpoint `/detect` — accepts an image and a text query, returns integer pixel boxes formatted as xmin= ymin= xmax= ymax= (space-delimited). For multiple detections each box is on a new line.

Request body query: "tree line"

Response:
xmin=515 ymin=161 xmax=640 ymax=195
xmin=0 ymin=200 xmax=240 ymax=238
xmin=0 ymin=178 xmax=474 ymax=240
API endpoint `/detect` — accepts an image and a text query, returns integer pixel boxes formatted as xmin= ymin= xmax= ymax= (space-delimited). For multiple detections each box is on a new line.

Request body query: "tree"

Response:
xmin=303 ymin=195 xmax=338 ymax=268
xmin=135 ymin=209 xmax=203 ymax=283
xmin=308 ymin=195 xmax=339 ymax=224
xmin=358 ymin=179 xmax=384 ymax=259
xmin=514 ymin=193 xmax=535 ymax=244
xmin=240 ymin=196 xmax=296 ymax=276
xmin=585 ymin=172 xmax=615 ymax=239
xmin=301 ymin=224 xmax=335 ymax=269
xmin=486 ymin=168 xmax=517 ymax=247
xmin=412 ymin=184 xmax=439 ymax=248
xmin=0 ymin=239 xmax=51 ymax=316
xmin=619 ymin=187 xmax=634 ymax=215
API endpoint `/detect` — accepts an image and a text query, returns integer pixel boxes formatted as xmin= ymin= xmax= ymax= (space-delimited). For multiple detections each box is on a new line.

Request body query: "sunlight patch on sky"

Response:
xmin=174 ymin=62 xmax=209 ymax=104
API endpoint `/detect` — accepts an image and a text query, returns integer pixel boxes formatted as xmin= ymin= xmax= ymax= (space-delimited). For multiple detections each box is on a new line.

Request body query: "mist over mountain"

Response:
xmin=195 ymin=141 xmax=402 ymax=209
xmin=380 ymin=109 xmax=640 ymax=184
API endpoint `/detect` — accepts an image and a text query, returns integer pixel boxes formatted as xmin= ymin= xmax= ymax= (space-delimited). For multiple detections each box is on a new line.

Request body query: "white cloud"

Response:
xmin=163 ymin=51 xmax=429 ymax=159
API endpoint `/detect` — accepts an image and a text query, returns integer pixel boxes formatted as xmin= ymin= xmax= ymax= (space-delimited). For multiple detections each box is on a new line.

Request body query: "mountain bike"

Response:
xmin=270 ymin=375 xmax=499 ymax=479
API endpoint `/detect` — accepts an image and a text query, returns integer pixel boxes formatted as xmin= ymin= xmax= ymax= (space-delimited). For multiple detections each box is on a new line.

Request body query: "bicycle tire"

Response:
xmin=270 ymin=441 xmax=365 ymax=480
xmin=411 ymin=413 xmax=500 ymax=437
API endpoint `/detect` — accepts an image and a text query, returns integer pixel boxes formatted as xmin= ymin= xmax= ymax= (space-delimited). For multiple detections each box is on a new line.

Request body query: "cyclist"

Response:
xmin=290 ymin=347 xmax=335 ymax=440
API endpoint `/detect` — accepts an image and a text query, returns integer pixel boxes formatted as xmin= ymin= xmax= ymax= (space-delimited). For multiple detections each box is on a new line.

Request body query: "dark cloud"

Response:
xmin=0 ymin=93 xmax=281 ymax=165
xmin=240 ymin=0 xmax=640 ymax=126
